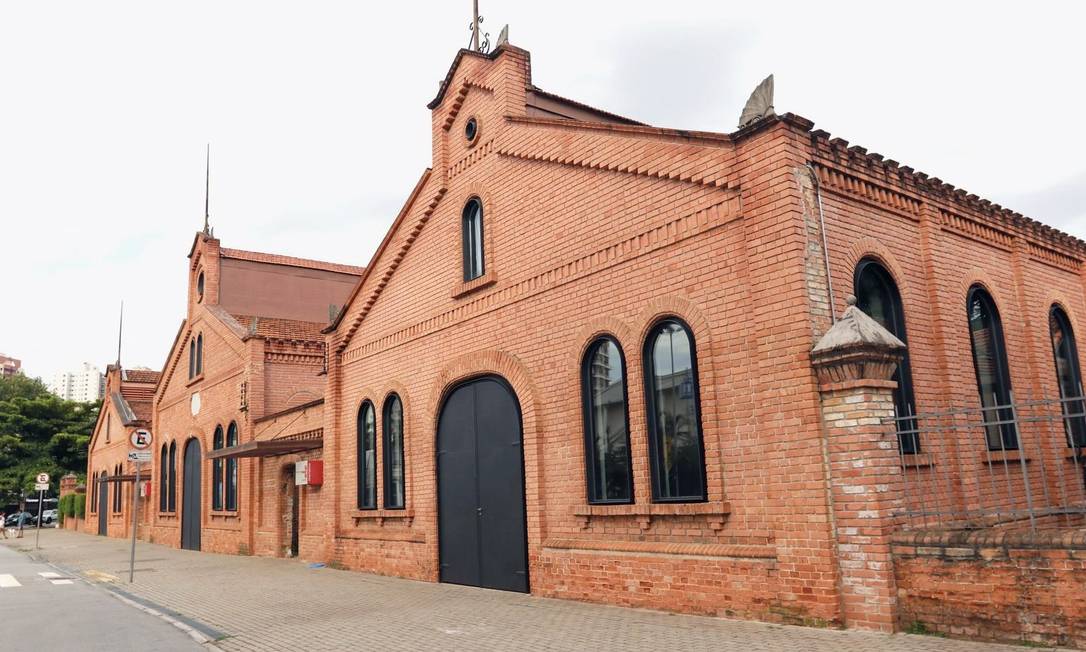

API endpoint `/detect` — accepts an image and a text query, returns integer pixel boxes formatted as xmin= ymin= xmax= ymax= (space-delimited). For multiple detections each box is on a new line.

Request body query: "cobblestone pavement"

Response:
xmin=1 ymin=529 xmax=1060 ymax=652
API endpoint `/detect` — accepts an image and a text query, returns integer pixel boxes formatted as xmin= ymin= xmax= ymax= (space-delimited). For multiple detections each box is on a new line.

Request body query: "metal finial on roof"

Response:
xmin=738 ymin=74 xmax=776 ymax=129
xmin=116 ymin=300 xmax=124 ymax=367
xmin=468 ymin=0 xmax=490 ymax=53
xmin=203 ymin=143 xmax=211 ymax=235
xmin=495 ymin=24 xmax=509 ymax=48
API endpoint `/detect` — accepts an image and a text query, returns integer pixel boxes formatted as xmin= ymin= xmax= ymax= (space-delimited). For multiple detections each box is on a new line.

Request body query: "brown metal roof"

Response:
xmin=206 ymin=436 xmax=323 ymax=460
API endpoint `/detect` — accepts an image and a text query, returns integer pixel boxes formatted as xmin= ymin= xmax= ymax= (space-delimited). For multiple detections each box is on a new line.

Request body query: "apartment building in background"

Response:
xmin=51 ymin=362 xmax=105 ymax=402
xmin=0 ymin=353 xmax=20 ymax=378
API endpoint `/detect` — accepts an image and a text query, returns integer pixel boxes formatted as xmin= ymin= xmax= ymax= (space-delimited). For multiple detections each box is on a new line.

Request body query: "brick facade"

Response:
xmin=92 ymin=42 xmax=1086 ymax=638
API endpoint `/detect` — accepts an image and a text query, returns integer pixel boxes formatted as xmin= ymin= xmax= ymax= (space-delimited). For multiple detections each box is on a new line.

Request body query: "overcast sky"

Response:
xmin=1 ymin=1 xmax=1084 ymax=381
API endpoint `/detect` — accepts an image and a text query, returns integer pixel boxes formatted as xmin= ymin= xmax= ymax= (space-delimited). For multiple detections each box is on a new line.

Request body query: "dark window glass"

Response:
xmin=226 ymin=422 xmax=238 ymax=511
xmin=582 ymin=337 xmax=633 ymax=503
xmin=644 ymin=319 xmax=707 ymax=502
xmin=159 ymin=446 xmax=168 ymax=512
xmin=196 ymin=333 xmax=204 ymax=376
xmin=967 ymin=286 xmax=1018 ymax=450
xmin=91 ymin=472 xmax=98 ymax=512
xmin=383 ymin=395 xmax=405 ymax=509
xmin=168 ymin=442 xmax=177 ymax=512
xmin=212 ymin=426 xmax=223 ymax=510
xmin=462 ymin=199 xmax=485 ymax=281
xmin=855 ymin=260 xmax=920 ymax=453
xmin=465 ymin=117 xmax=478 ymax=142
xmin=197 ymin=271 xmax=205 ymax=302
xmin=1049 ymin=306 xmax=1086 ymax=448
xmin=357 ymin=401 xmax=377 ymax=509
xmin=188 ymin=338 xmax=195 ymax=379
xmin=113 ymin=464 xmax=121 ymax=512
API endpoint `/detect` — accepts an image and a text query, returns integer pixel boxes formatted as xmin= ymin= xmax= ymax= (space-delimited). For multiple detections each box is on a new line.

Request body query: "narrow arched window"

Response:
xmin=113 ymin=464 xmax=122 ymax=512
xmin=195 ymin=333 xmax=204 ymax=376
xmin=226 ymin=422 xmax=239 ymax=511
xmin=357 ymin=401 xmax=377 ymax=509
xmin=1049 ymin=306 xmax=1086 ymax=447
xmin=167 ymin=441 xmax=177 ymax=512
xmin=188 ymin=338 xmax=196 ymax=379
xmin=91 ymin=472 xmax=98 ymax=512
xmin=383 ymin=395 xmax=405 ymax=509
xmin=462 ymin=198 xmax=485 ymax=281
xmin=582 ymin=337 xmax=633 ymax=503
xmin=855 ymin=259 xmax=920 ymax=453
xmin=967 ymin=286 xmax=1018 ymax=450
xmin=212 ymin=425 xmax=224 ymax=510
xmin=644 ymin=319 xmax=707 ymax=502
xmin=159 ymin=445 xmax=168 ymax=512
xmin=196 ymin=271 xmax=205 ymax=302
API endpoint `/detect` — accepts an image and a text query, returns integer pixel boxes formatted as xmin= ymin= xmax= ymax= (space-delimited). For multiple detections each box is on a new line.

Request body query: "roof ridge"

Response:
xmin=219 ymin=247 xmax=365 ymax=275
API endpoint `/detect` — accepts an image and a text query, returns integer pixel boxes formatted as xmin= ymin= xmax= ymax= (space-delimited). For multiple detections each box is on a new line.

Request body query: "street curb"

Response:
xmin=104 ymin=587 xmax=221 ymax=647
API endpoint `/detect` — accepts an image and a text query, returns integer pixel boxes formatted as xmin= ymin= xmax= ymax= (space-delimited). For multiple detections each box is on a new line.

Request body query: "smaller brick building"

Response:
xmin=84 ymin=364 xmax=159 ymax=539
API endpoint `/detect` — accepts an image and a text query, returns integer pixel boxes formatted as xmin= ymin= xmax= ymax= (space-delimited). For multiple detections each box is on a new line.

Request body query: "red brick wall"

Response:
xmin=893 ymin=530 xmax=1086 ymax=647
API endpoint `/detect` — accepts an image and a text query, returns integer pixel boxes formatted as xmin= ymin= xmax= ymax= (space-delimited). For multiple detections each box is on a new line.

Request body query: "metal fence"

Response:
xmin=890 ymin=393 xmax=1086 ymax=533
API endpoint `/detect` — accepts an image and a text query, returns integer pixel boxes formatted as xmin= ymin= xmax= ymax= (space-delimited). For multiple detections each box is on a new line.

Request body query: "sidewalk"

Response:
xmin=1 ymin=529 xmax=1054 ymax=651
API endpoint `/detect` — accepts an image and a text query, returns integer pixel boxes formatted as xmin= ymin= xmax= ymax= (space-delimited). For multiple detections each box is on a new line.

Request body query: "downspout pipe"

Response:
xmin=806 ymin=163 xmax=837 ymax=323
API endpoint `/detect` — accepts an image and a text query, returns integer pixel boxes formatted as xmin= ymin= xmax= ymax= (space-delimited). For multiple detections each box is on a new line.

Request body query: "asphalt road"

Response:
xmin=0 ymin=544 xmax=204 ymax=651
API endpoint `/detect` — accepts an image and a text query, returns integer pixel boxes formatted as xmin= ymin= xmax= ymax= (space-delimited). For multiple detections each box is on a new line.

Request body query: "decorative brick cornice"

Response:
xmin=939 ymin=209 xmax=1014 ymax=251
xmin=447 ymin=138 xmax=494 ymax=179
xmin=810 ymin=163 xmax=921 ymax=220
xmin=440 ymin=79 xmax=495 ymax=132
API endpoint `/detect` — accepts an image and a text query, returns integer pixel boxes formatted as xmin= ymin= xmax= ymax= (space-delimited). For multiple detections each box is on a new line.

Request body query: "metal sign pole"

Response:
xmin=34 ymin=488 xmax=43 ymax=550
xmin=129 ymin=460 xmax=140 ymax=583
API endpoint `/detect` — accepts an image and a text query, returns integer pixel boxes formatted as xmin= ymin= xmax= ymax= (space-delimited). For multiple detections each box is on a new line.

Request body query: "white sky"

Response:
xmin=2 ymin=1 xmax=1084 ymax=380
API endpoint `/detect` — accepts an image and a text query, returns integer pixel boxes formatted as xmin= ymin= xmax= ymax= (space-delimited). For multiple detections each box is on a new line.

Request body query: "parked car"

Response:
xmin=41 ymin=509 xmax=58 ymax=524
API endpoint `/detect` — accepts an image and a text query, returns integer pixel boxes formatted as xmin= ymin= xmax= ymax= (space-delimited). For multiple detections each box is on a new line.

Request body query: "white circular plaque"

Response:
xmin=190 ymin=392 xmax=201 ymax=416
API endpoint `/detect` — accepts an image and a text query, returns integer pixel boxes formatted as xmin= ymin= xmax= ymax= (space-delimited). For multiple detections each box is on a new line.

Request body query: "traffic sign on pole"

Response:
xmin=35 ymin=473 xmax=49 ymax=485
xmin=130 ymin=429 xmax=152 ymax=450
xmin=128 ymin=450 xmax=152 ymax=463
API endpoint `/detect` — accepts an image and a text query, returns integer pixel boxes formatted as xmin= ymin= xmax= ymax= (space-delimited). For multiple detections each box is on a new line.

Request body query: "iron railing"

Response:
xmin=889 ymin=393 xmax=1086 ymax=533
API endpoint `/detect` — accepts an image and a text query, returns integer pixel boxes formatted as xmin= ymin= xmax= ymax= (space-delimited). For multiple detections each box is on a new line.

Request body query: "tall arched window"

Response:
xmin=212 ymin=425 xmax=224 ymax=510
xmin=226 ymin=421 xmax=239 ymax=511
xmin=383 ymin=395 xmax=405 ymax=509
xmin=195 ymin=333 xmax=204 ymax=376
xmin=357 ymin=401 xmax=377 ymax=509
xmin=855 ymin=259 xmax=920 ymax=453
xmin=167 ymin=441 xmax=177 ymax=512
xmin=967 ymin=286 xmax=1018 ymax=450
xmin=91 ymin=472 xmax=98 ymax=512
xmin=582 ymin=337 xmax=633 ymax=503
xmin=188 ymin=338 xmax=196 ymax=379
xmin=159 ymin=445 xmax=168 ymax=512
xmin=644 ymin=318 xmax=707 ymax=502
xmin=462 ymin=198 xmax=485 ymax=281
xmin=113 ymin=464 xmax=122 ymax=512
xmin=196 ymin=271 xmax=205 ymax=302
xmin=1049 ymin=305 xmax=1086 ymax=447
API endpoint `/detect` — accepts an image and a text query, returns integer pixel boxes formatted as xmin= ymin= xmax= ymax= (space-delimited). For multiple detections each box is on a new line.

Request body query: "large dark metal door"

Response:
xmin=181 ymin=439 xmax=202 ymax=551
xmin=97 ymin=475 xmax=108 ymax=536
xmin=437 ymin=376 xmax=528 ymax=593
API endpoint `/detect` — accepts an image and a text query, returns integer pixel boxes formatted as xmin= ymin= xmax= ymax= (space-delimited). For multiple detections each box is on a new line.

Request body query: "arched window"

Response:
xmin=383 ymin=395 xmax=405 ymax=509
xmin=462 ymin=198 xmax=485 ymax=281
xmin=1049 ymin=306 xmax=1086 ymax=447
xmin=212 ymin=425 xmax=224 ymax=510
xmin=106 ymin=413 xmax=111 ymax=442
xmin=167 ymin=441 xmax=177 ymax=512
xmin=582 ymin=337 xmax=633 ymax=503
xmin=113 ymin=464 xmax=122 ymax=513
xmin=967 ymin=286 xmax=1018 ymax=450
xmin=159 ymin=445 xmax=168 ymax=512
xmin=644 ymin=319 xmax=707 ymax=502
xmin=91 ymin=472 xmax=98 ymax=512
xmin=188 ymin=338 xmax=196 ymax=379
xmin=357 ymin=401 xmax=377 ymax=509
xmin=855 ymin=259 xmax=920 ymax=453
xmin=196 ymin=271 xmax=205 ymax=302
xmin=195 ymin=333 xmax=204 ymax=376
xmin=226 ymin=422 xmax=238 ymax=511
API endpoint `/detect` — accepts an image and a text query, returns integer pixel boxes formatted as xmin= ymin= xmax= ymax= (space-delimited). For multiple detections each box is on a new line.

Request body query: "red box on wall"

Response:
xmin=295 ymin=460 xmax=323 ymax=486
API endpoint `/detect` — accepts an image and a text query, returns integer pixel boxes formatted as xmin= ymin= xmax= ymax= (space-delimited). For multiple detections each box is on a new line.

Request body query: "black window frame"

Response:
xmin=461 ymin=198 xmax=485 ymax=282
xmin=1049 ymin=305 xmax=1086 ymax=448
xmin=188 ymin=338 xmax=196 ymax=379
xmin=854 ymin=259 xmax=920 ymax=453
xmin=357 ymin=401 xmax=377 ymax=510
xmin=167 ymin=441 xmax=177 ymax=512
xmin=643 ymin=317 xmax=708 ymax=503
xmin=383 ymin=394 xmax=406 ymax=510
xmin=159 ymin=445 xmax=168 ymax=512
xmin=195 ymin=333 xmax=204 ymax=376
xmin=91 ymin=471 xmax=98 ymax=513
xmin=226 ymin=421 xmax=238 ymax=511
xmin=212 ymin=425 xmax=224 ymax=511
xmin=113 ymin=464 xmax=122 ymax=513
xmin=966 ymin=285 xmax=1019 ymax=451
xmin=581 ymin=336 xmax=634 ymax=504
xmin=196 ymin=270 xmax=205 ymax=302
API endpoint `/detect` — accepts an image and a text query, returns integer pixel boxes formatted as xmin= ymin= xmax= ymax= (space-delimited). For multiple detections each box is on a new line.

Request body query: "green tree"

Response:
xmin=0 ymin=375 xmax=98 ymax=504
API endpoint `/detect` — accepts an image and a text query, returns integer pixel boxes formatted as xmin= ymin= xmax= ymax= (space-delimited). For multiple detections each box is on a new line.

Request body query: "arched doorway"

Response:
xmin=97 ymin=473 xmax=108 ymax=536
xmin=181 ymin=438 xmax=202 ymax=551
xmin=437 ymin=375 xmax=528 ymax=593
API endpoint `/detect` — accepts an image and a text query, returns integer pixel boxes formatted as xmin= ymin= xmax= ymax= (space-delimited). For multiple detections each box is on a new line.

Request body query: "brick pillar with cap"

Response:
xmin=812 ymin=295 xmax=907 ymax=631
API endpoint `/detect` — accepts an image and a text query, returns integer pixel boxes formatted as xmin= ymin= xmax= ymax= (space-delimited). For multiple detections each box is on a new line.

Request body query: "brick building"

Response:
xmin=85 ymin=364 xmax=159 ymax=538
xmin=143 ymin=232 xmax=362 ymax=555
xmin=102 ymin=41 xmax=1086 ymax=643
